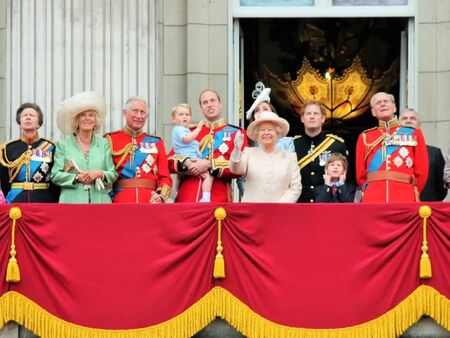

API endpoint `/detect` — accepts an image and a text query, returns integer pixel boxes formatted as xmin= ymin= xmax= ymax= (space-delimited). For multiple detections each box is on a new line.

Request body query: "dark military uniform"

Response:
xmin=0 ymin=136 xmax=59 ymax=203
xmin=294 ymin=132 xmax=348 ymax=203
xmin=420 ymin=145 xmax=447 ymax=201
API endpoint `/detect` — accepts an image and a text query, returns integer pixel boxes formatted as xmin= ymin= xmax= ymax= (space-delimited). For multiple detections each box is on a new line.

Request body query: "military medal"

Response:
xmin=222 ymin=131 xmax=231 ymax=142
xmin=145 ymin=155 xmax=154 ymax=166
xmin=142 ymin=163 xmax=151 ymax=173
xmin=399 ymin=147 xmax=409 ymax=158
xmin=319 ymin=151 xmax=331 ymax=166
xmin=140 ymin=142 xmax=151 ymax=153
xmin=218 ymin=143 xmax=229 ymax=154
xmin=148 ymin=142 xmax=158 ymax=154
xmin=393 ymin=156 xmax=403 ymax=168
xmin=405 ymin=157 xmax=413 ymax=168
xmin=40 ymin=162 xmax=49 ymax=173
xmin=308 ymin=142 xmax=315 ymax=155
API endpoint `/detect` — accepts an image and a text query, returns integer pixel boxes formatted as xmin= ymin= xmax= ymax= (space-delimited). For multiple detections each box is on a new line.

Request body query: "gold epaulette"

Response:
xmin=325 ymin=133 xmax=345 ymax=143
xmin=226 ymin=124 xmax=242 ymax=130
xmin=0 ymin=138 xmax=21 ymax=149
xmin=146 ymin=133 xmax=161 ymax=140
xmin=361 ymin=126 xmax=379 ymax=134
xmin=103 ymin=130 xmax=121 ymax=138
xmin=41 ymin=137 xmax=55 ymax=144
xmin=292 ymin=135 xmax=302 ymax=140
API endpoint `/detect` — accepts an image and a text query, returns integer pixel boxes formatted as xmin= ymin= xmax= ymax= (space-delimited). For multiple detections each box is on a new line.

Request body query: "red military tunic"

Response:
xmin=105 ymin=127 xmax=172 ymax=203
xmin=355 ymin=117 xmax=428 ymax=202
xmin=169 ymin=119 xmax=247 ymax=202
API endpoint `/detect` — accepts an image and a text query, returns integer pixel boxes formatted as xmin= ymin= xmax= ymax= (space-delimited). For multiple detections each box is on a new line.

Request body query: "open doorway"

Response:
xmin=239 ymin=17 xmax=409 ymax=167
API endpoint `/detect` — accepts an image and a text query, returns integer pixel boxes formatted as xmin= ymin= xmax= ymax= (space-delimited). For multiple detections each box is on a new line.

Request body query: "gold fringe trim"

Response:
xmin=0 ymin=286 xmax=449 ymax=338
xmin=216 ymin=285 xmax=450 ymax=338
xmin=0 ymin=290 xmax=215 ymax=338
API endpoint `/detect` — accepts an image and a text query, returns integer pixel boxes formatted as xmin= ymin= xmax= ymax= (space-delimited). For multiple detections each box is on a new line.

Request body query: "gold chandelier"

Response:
xmin=262 ymin=56 xmax=398 ymax=120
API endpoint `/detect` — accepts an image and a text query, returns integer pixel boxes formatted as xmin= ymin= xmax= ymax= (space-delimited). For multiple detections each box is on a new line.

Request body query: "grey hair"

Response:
xmin=370 ymin=92 xmax=395 ymax=108
xmin=124 ymin=96 xmax=148 ymax=110
xmin=399 ymin=108 xmax=418 ymax=117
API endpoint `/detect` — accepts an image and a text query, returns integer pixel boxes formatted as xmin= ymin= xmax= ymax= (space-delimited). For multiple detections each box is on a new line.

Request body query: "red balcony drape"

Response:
xmin=0 ymin=203 xmax=449 ymax=338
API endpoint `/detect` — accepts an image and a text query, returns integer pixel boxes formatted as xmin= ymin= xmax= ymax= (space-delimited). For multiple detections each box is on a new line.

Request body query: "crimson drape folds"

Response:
xmin=0 ymin=202 xmax=449 ymax=336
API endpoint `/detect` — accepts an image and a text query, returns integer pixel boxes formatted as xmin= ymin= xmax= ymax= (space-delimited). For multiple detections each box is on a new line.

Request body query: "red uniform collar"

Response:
xmin=378 ymin=116 xmax=399 ymax=129
xmin=122 ymin=126 xmax=143 ymax=138
xmin=205 ymin=118 xmax=226 ymax=130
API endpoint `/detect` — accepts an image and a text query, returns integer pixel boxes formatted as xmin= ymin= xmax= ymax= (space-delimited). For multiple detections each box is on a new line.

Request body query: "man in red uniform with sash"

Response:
xmin=105 ymin=97 xmax=172 ymax=203
xmin=355 ymin=92 xmax=428 ymax=202
xmin=169 ymin=89 xmax=247 ymax=202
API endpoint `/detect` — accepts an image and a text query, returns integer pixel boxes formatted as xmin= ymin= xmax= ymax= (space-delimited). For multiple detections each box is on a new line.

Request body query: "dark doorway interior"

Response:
xmin=240 ymin=17 xmax=409 ymax=172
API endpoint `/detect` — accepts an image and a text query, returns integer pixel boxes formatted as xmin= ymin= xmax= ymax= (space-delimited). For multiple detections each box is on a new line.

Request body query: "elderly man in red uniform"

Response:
xmin=169 ymin=89 xmax=247 ymax=202
xmin=105 ymin=97 xmax=172 ymax=203
xmin=355 ymin=92 xmax=428 ymax=202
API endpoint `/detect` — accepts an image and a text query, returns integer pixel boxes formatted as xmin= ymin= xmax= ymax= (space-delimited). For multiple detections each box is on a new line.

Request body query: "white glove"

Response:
xmin=231 ymin=131 xmax=244 ymax=162
xmin=95 ymin=178 xmax=105 ymax=191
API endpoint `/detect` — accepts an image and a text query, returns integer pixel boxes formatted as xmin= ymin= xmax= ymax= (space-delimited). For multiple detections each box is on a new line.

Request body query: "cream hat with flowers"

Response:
xmin=56 ymin=91 xmax=106 ymax=135
xmin=246 ymin=111 xmax=289 ymax=141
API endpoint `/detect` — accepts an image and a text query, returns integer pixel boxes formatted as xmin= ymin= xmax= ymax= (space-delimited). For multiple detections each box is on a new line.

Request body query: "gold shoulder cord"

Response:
xmin=106 ymin=135 xmax=135 ymax=171
xmin=362 ymin=132 xmax=385 ymax=163
xmin=0 ymin=144 xmax=33 ymax=183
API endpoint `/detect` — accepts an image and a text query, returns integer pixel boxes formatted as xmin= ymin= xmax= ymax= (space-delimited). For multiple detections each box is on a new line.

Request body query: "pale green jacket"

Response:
xmin=51 ymin=135 xmax=117 ymax=203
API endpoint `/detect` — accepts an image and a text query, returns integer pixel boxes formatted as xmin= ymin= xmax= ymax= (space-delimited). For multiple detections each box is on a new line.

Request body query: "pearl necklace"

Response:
xmin=76 ymin=135 xmax=92 ymax=154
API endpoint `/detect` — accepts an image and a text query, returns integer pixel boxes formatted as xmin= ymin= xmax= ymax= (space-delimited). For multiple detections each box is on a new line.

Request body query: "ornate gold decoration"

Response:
xmin=262 ymin=56 xmax=398 ymax=120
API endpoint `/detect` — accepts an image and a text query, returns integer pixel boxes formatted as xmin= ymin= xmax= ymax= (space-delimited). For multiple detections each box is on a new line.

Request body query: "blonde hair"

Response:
xmin=171 ymin=103 xmax=192 ymax=117
xmin=73 ymin=110 xmax=101 ymax=134
xmin=325 ymin=153 xmax=348 ymax=170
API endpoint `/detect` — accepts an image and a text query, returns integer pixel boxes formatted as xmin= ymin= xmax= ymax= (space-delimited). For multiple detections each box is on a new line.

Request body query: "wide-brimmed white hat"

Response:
xmin=246 ymin=111 xmax=289 ymax=141
xmin=245 ymin=87 xmax=271 ymax=120
xmin=56 ymin=91 xmax=107 ymax=135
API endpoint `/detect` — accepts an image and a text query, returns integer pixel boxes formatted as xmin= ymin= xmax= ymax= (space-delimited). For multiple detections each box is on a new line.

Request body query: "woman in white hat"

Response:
xmin=51 ymin=91 xmax=117 ymax=203
xmin=230 ymin=111 xmax=301 ymax=202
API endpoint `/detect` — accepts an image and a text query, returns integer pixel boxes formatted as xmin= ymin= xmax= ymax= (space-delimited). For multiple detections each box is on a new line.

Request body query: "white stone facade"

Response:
xmin=0 ymin=0 xmax=448 ymax=162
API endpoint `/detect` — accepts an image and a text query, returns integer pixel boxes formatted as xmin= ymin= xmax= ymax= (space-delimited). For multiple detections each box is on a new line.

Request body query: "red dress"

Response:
xmin=105 ymin=128 xmax=172 ymax=203
xmin=169 ymin=119 xmax=247 ymax=202
xmin=355 ymin=118 xmax=428 ymax=202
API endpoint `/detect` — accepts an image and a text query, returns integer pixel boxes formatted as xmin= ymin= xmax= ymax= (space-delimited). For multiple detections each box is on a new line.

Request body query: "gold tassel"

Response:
xmin=419 ymin=205 xmax=432 ymax=279
xmin=6 ymin=207 xmax=22 ymax=283
xmin=213 ymin=207 xmax=227 ymax=279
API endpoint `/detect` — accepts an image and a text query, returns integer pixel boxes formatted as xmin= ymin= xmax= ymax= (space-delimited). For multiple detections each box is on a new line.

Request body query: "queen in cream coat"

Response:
xmin=230 ymin=111 xmax=301 ymax=202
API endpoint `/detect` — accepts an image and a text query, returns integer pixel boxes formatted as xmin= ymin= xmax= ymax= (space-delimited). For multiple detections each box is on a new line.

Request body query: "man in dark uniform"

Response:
xmin=399 ymin=108 xmax=447 ymax=201
xmin=294 ymin=99 xmax=348 ymax=203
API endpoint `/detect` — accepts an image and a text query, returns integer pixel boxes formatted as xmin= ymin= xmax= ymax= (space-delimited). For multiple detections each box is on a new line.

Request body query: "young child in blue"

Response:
xmin=171 ymin=103 xmax=213 ymax=202
xmin=315 ymin=152 xmax=355 ymax=203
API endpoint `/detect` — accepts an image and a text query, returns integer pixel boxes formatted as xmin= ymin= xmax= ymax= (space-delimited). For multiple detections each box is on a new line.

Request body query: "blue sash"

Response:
xmin=367 ymin=126 xmax=414 ymax=173
xmin=120 ymin=135 xmax=159 ymax=179
xmin=200 ymin=126 xmax=236 ymax=159
xmin=6 ymin=141 xmax=54 ymax=203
